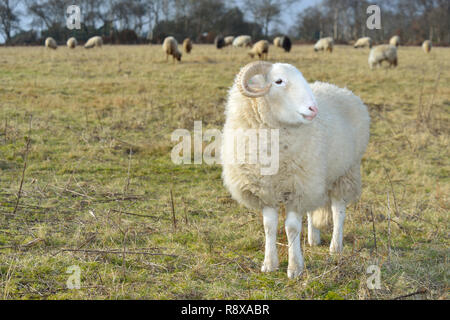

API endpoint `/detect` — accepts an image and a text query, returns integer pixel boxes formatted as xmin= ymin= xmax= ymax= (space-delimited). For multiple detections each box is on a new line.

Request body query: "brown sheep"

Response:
xmin=183 ymin=38 xmax=192 ymax=54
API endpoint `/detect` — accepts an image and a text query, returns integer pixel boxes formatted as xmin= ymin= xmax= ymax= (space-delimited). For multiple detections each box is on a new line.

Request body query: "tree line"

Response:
xmin=0 ymin=0 xmax=448 ymax=46
xmin=293 ymin=0 xmax=449 ymax=45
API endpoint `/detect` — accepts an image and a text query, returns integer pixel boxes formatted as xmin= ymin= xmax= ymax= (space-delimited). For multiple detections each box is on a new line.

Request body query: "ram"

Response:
xmin=221 ymin=61 xmax=370 ymax=278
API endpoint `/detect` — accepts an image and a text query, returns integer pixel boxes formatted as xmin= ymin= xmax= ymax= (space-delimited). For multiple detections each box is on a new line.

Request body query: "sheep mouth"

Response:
xmin=297 ymin=112 xmax=316 ymax=121
xmin=303 ymin=115 xmax=316 ymax=121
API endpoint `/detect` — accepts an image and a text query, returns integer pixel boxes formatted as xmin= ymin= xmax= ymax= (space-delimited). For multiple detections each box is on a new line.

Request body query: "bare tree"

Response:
xmin=25 ymin=0 xmax=71 ymax=30
xmin=244 ymin=0 xmax=295 ymax=37
xmin=0 ymin=0 xmax=21 ymax=43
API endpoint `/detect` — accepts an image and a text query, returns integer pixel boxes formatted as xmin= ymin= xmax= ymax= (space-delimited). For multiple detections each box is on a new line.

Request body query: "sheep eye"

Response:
xmin=274 ymin=79 xmax=284 ymax=85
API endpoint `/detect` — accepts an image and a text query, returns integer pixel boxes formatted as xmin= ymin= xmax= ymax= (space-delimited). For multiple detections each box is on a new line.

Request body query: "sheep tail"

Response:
xmin=311 ymin=203 xmax=332 ymax=229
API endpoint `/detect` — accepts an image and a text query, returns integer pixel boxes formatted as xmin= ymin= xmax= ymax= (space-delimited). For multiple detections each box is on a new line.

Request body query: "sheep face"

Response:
xmin=240 ymin=62 xmax=318 ymax=125
xmin=174 ymin=51 xmax=182 ymax=61
xmin=265 ymin=64 xmax=318 ymax=124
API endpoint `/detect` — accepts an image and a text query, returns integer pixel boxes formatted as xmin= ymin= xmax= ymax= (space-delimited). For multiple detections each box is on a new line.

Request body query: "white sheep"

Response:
xmin=273 ymin=37 xmax=281 ymax=48
xmin=45 ymin=37 xmax=57 ymax=49
xmin=248 ymin=40 xmax=269 ymax=60
xmin=389 ymin=35 xmax=400 ymax=47
xmin=221 ymin=61 xmax=370 ymax=278
xmin=162 ymin=36 xmax=182 ymax=62
xmin=66 ymin=37 xmax=77 ymax=49
xmin=224 ymin=36 xmax=235 ymax=47
xmin=314 ymin=37 xmax=333 ymax=53
xmin=422 ymin=40 xmax=432 ymax=53
xmin=354 ymin=37 xmax=372 ymax=48
xmin=84 ymin=36 xmax=103 ymax=49
xmin=233 ymin=35 xmax=252 ymax=48
xmin=368 ymin=44 xmax=398 ymax=69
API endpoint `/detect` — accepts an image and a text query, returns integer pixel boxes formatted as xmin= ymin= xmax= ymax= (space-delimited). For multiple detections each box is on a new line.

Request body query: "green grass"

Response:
xmin=0 ymin=44 xmax=448 ymax=299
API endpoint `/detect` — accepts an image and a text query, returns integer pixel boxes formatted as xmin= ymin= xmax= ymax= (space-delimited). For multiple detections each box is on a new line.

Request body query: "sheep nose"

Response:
xmin=308 ymin=105 xmax=318 ymax=117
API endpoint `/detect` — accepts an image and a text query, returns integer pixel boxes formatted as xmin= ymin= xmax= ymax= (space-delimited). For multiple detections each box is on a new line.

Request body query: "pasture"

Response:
xmin=0 ymin=44 xmax=448 ymax=299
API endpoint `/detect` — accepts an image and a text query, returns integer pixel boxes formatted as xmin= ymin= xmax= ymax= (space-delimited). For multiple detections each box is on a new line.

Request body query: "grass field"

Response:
xmin=0 ymin=44 xmax=448 ymax=299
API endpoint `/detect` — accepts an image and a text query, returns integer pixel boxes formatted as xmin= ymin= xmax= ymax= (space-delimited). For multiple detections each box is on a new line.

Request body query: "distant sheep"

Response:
xmin=233 ymin=35 xmax=252 ymax=48
xmin=162 ymin=36 xmax=182 ymax=62
xmin=354 ymin=37 xmax=372 ymax=49
xmin=224 ymin=36 xmax=235 ymax=47
xmin=215 ymin=36 xmax=225 ymax=49
xmin=66 ymin=37 xmax=77 ymax=49
xmin=422 ymin=40 xmax=432 ymax=53
xmin=368 ymin=45 xmax=398 ymax=69
xmin=314 ymin=37 xmax=333 ymax=53
xmin=84 ymin=36 xmax=103 ymax=49
xmin=45 ymin=37 xmax=57 ymax=50
xmin=274 ymin=36 xmax=292 ymax=52
xmin=273 ymin=37 xmax=281 ymax=47
xmin=183 ymin=38 xmax=192 ymax=54
xmin=280 ymin=36 xmax=292 ymax=52
xmin=248 ymin=40 xmax=269 ymax=60
xmin=389 ymin=35 xmax=400 ymax=47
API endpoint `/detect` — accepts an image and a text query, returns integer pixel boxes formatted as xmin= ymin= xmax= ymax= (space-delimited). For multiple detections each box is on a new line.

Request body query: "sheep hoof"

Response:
xmin=308 ymin=231 xmax=321 ymax=246
xmin=308 ymin=236 xmax=321 ymax=247
xmin=287 ymin=266 xmax=303 ymax=279
xmin=329 ymin=242 xmax=343 ymax=254
xmin=261 ymin=260 xmax=279 ymax=273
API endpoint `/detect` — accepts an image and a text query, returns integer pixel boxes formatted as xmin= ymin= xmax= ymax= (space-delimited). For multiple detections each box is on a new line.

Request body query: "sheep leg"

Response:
xmin=330 ymin=197 xmax=346 ymax=254
xmin=285 ymin=209 xmax=304 ymax=278
xmin=261 ymin=207 xmax=279 ymax=272
xmin=307 ymin=212 xmax=321 ymax=246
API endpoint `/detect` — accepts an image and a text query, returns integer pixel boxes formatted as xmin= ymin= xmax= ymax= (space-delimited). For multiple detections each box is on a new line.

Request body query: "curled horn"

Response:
xmin=236 ymin=61 xmax=273 ymax=98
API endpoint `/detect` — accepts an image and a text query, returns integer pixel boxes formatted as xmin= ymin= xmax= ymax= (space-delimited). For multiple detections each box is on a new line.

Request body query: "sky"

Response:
xmin=234 ymin=0 xmax=317 ymax=33
xmin=3 ymin=0 xmax=319 ymax=43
